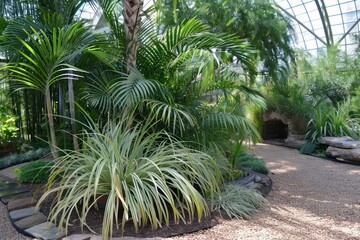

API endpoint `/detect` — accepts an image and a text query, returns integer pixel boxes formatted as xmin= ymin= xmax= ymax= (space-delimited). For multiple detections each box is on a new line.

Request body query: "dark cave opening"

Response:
xmin=263 ymin=119 xmax=288 ymax=140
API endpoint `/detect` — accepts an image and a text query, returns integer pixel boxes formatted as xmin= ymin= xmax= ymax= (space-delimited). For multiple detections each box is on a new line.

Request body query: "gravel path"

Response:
xmin=174 ymin=143 xmax=360 ymax=240
xmin=0 ymin=202 xmax=31 ymax=240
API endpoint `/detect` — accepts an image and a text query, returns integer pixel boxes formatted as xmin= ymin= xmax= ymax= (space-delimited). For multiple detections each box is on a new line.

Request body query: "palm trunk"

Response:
xmin=68 ymin=78 xmax=79 ymax=151
xmin=45 ymin=86 xmax=59 ymax=158
xmin=122 ymin=0 xmax=143 ymax=68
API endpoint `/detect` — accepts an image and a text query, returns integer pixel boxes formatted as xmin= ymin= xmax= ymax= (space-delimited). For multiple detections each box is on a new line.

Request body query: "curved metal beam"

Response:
xmin=275 ymin=2 xmax=327 ymax=46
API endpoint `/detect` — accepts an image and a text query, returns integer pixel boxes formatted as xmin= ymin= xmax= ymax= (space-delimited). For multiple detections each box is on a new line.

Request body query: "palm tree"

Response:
xmin=122 ymin=0 xmax=143 ymax=68
xmin=1 ymin=0 xmax=113 ymax=151
xmin=85 ymin=19 xmax=263 ymax=151
xmin=3 ymin=19 xmax=111 ymax=157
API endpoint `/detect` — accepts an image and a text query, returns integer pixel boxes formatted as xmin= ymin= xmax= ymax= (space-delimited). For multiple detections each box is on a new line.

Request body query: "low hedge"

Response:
xmin=235 ymin=153 xmax=269 ymax=174
xmin=0 ymin=148 xmax=50 ymax=170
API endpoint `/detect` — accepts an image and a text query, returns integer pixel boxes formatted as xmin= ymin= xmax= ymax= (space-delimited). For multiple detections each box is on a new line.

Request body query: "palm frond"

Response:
xmin=82 ymin=70 xmax=116 ymax=113
xmin=111 ymin=68 xmax=171 ymax=109
xmin=5 ymin=26 xmax=87 ymax=93
xmin=202 ymin=112 xmax=261 ymax=143
xmin=144 ymin=99 xmax=196 ymax=134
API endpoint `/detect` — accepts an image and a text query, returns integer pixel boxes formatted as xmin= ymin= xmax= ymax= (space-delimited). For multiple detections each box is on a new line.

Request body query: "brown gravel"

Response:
xmin=173 ymin=143 xmax=360 ymax=240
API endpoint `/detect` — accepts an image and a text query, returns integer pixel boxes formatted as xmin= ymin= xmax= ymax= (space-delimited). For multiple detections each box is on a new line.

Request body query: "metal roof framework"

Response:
xmin=274 ymin=0 xmax=360 ymax=55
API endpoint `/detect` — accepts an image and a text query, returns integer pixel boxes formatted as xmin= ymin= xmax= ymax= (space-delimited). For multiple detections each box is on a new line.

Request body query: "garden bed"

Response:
xmin=25 ymin=171 xmax=272 ymax=238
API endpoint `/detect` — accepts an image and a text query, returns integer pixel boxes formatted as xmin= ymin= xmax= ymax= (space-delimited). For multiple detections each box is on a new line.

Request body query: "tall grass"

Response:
xmin=37 ymin=119 xmax=222 ymax=239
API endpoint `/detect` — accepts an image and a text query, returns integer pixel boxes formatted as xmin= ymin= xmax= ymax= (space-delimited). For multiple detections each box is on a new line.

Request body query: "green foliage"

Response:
xmin=350 ymin=86 xmax=360 ymax=118
xmin=154 ymin=0 xmax=294 ymax=81
xmin=38 ymin=117 xmax=222 ymax=239
xmin=14 ymin=160 xmax=54 ymax=183
xmin=0 ymin=148 xmax=50 ymax=169
xmin=267 ymin=47 xmax=360 ymax=136
xmin=0 ymin=86 xmax=19 ymax=150
xmin=266 ymin=82 xmax=312 ymax=134
xmin=307 ymin=101 xmax=360 ymax=142
xmin=0 ymin=111 xmax=19 ymax=149
xmin=84 ymin=19 xmax=264 ymax=155
xmin=210 ymin=185 xmax=266 ymax=219
xmin=236 ymin=153 xmax=269 ymax=174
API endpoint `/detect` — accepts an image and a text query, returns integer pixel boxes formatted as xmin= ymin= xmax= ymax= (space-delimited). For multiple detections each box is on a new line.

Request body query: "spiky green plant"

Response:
xmin=307 ymin=101 xmax=359 ymax=142
xmin=236 ymin=153 xmax=269 ymax=174
xmin=210 ymin=185 xmax=266 ymax=219
xmin=37 ymin=117 xmax=222 ymax=239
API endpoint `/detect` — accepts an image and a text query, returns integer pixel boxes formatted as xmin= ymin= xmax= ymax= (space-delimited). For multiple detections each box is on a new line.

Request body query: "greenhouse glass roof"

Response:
xmin=274 ymin=0 xmax=360 ymax=55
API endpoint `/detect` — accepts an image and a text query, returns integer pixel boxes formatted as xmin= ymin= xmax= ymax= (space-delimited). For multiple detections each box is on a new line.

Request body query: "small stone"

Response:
xmin=319 ymin=136 xmax=360 ymax=149
xmin=9 ymin=206 xmax=39 ymax=221
xmin=326 ymin=146 xmax=360 ymax=162
xmin=62 ymin=234 xmax=93 ymax=240
xmin=25 ymin=222 xmax=65 ymax=240
xmin=1 ymin=192 xmax=32 ymax=204
xmin=254 ymin=175 xmax=262 ymax=183
xmin=0 ymin=182 xmax=19 ymax=190
xmin=7 ymin=197 xmax=37 ymax=211
xmin=14 ymin=213 xmax=47 ymax=230
xmin=0 ymin=187 xmax=29 ymax=197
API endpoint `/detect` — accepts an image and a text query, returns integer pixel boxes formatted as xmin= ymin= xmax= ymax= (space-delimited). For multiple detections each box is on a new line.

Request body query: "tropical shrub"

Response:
xmin=0 ymin=88 xmax=19 ymax=152
xmin=236 ymin=153 xmax=269 ymax=174
xmin=84 ymin=19 xmax=264 ymax=160
xmin=210 ymin=185 xmax=266 ymax=219
xmin=38 ymin=117 xmax=222 ymax=239
xmin=307 ymin=101 xmax=360 ymax=142
xmin=350 ymin=86 xmax=360 ymax=118
xmin=266 ymin=82 xmax=313 ymax=135
xmin=0 ymin=148 xmax=50 ymax=169
xmin=0 ymin=111 xmax=19 ymax=151
xmin=14 ymin=160 xmax=54 ymax=183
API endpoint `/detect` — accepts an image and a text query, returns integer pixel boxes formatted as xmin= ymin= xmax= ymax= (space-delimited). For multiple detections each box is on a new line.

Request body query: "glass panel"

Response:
xmin=340 ymin=2 xmax=356 ymax=13
xmin=274 ymin=0 xmax=360 ymax=55
xmin=329 ymin=15 xmax=344 ymax=25
xmin=327 ymin=5 xmax=341 ymax=15
xmin=324 ymin=0 xmax=341 ymax=7
xmin=293 ymin=5 xmax=307 ymax=15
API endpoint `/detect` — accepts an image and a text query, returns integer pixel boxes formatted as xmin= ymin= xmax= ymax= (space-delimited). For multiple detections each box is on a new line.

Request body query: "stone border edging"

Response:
xmin=0 ymin=174 xmax=65 ymax=240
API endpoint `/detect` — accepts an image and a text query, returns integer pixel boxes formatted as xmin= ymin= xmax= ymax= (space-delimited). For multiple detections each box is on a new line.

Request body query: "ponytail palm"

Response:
xmin=38 ymin=116 xmax=222 ymax=239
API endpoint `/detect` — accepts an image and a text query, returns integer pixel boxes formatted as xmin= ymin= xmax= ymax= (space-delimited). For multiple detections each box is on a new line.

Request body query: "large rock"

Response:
xmin=319 ymin=137 xmax=360 ymax=149
xmin=326 ymin=146 xmax=360 ymax=162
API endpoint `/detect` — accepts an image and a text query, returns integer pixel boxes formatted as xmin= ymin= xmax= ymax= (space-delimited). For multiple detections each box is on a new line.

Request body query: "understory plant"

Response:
xmin=0 ymin=148 xmax=50 ymax=169
xmin=210 ymin=185 xmax=266 ymax=219
xmin=37 ymin=117 xmax=222 ymax=239
xmin=0 ymin=111 xmax=19 ymax=151
xmin=235 ymin=153 xmax=269 ymax=174
xmin=14 ymin=160 xmax=54 ymax=183
xmin=307 ymin=100 xmax=360 ymax=142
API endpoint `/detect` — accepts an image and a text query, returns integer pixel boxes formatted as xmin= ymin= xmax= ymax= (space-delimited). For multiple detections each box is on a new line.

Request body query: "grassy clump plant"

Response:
xmin=307 ymin=100 xmax=360 ymax=143
xmin=0 ymin=148 xmax=50 ymax=169
xmin=14 ymin=160 xmax=54 ymax=183
xmin=236 ymin=153 xmax=269 ymax=174
xmin=210 ymin=185 xmax=266 ymax=219
xmin=38 ymin=118 xmax=223 ymax=239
